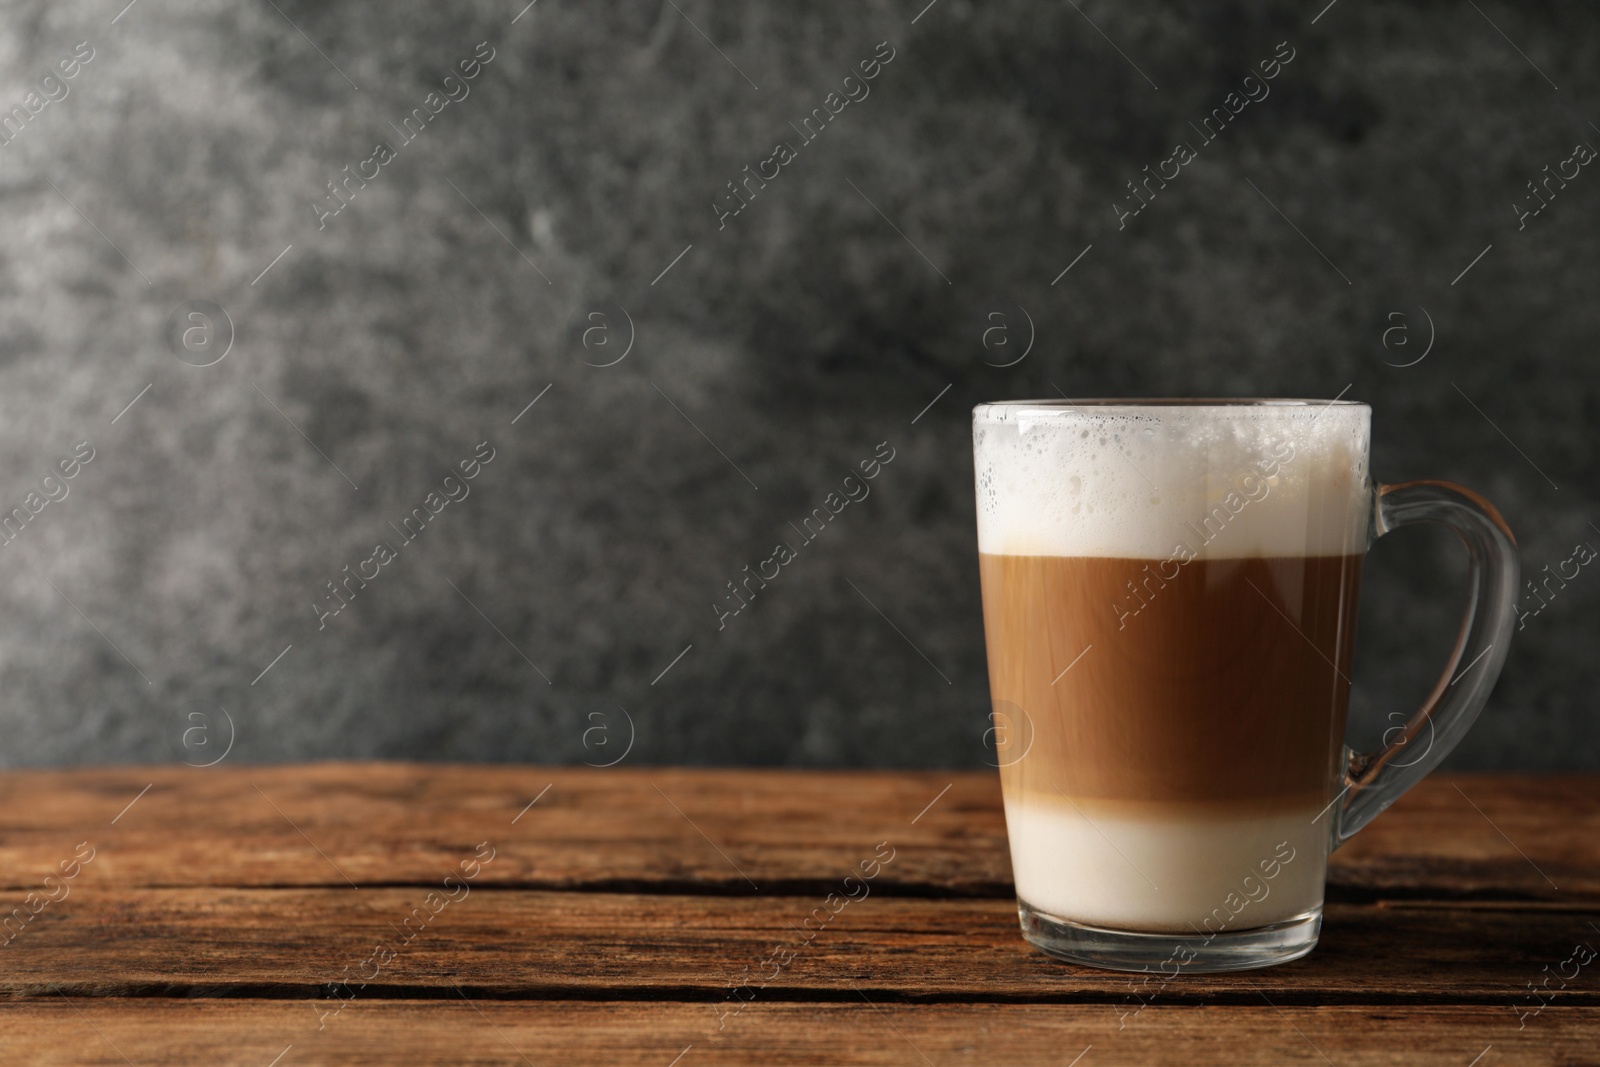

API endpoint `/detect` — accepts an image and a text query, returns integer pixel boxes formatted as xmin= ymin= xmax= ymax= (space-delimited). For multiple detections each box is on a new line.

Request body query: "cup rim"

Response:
xmin=974 ymin=397 xmax=1366 ymax=410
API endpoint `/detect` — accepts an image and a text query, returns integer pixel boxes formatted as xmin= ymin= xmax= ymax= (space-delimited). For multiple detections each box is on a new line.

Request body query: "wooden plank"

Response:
xmin=0 ymin=765 xmax=1002 ymax=892
xmin=0 ymin=1001 xmax=1590 ymax=1066
xmin=3 ymin=888 xmax=1597 ymax=1004
xmin=0 ymin=766 xmax=1594 ymax=897
xmin=1333 ymin=774 xmax=1600 ymax=900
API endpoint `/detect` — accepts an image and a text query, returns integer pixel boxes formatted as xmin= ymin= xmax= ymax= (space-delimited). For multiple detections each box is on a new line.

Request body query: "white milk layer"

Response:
xmin=973 ymin=401 xmax=1370 ymax=559
xmin=1004 ymin=797 xmax=1328 ymax=933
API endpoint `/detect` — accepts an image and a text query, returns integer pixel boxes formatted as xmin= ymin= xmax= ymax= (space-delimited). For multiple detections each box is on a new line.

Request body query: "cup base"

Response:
xmin=1018 ymin=900 xmax=1322 ymax=973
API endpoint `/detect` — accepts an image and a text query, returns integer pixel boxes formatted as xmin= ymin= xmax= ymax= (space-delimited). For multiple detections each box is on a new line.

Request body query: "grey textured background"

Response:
xmin=0 ymin=0 xmax=1594 ymax=769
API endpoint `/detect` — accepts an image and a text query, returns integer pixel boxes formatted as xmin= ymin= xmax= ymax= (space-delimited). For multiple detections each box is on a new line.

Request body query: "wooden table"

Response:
xmin=0 ymin=766 xmax=1595 ymax=1064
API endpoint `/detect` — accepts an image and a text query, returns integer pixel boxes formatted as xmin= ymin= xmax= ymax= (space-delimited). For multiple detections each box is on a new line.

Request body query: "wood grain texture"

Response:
xmin=0 ymin=766 xmax=1593 ymax=1065
xmin=2 ymin=889 xmax=1598 ymax=1004
xmin=0 ymin=766 xmax=1594 ymax=897
xmin=0 ymin=1002 xmax=1590 ymax=1066
xmin=0 ymin=765 xmax=1002 ymax=893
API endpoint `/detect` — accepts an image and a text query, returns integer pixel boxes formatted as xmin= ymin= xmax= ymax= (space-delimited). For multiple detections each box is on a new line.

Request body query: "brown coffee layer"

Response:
xmin=979 ymin=553 xmax=1362 ymax=809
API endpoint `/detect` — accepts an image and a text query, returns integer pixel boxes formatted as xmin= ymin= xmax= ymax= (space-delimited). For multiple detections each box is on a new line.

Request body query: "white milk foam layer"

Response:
xmin=973 ymin=401 xmax=1371 ymax=559
xmin=1005 ymin=798 xmax=1328 ymax=932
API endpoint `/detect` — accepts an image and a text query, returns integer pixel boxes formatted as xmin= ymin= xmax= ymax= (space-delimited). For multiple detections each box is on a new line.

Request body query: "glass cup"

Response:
xmin=972 ymin=399 xmax=1518 ymax=972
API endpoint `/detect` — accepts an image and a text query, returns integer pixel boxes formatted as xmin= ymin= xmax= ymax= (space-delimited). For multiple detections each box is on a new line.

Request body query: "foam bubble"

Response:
xmin=973 ymin=401 xmax=1370 ymax=559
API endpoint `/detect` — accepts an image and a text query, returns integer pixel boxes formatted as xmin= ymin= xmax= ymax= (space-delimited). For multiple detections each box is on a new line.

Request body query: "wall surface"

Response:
xmin=0 ymin=0 xmax=1594 ymax=769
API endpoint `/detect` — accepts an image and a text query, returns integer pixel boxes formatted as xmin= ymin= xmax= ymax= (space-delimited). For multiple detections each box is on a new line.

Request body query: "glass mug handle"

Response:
xmin=1335 ymin=480 xmax=1521 ymax=846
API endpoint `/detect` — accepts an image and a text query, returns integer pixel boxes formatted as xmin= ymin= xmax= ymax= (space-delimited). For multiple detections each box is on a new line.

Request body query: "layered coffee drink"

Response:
xmin=974 ymin=402 xmax=1370 ymax=935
